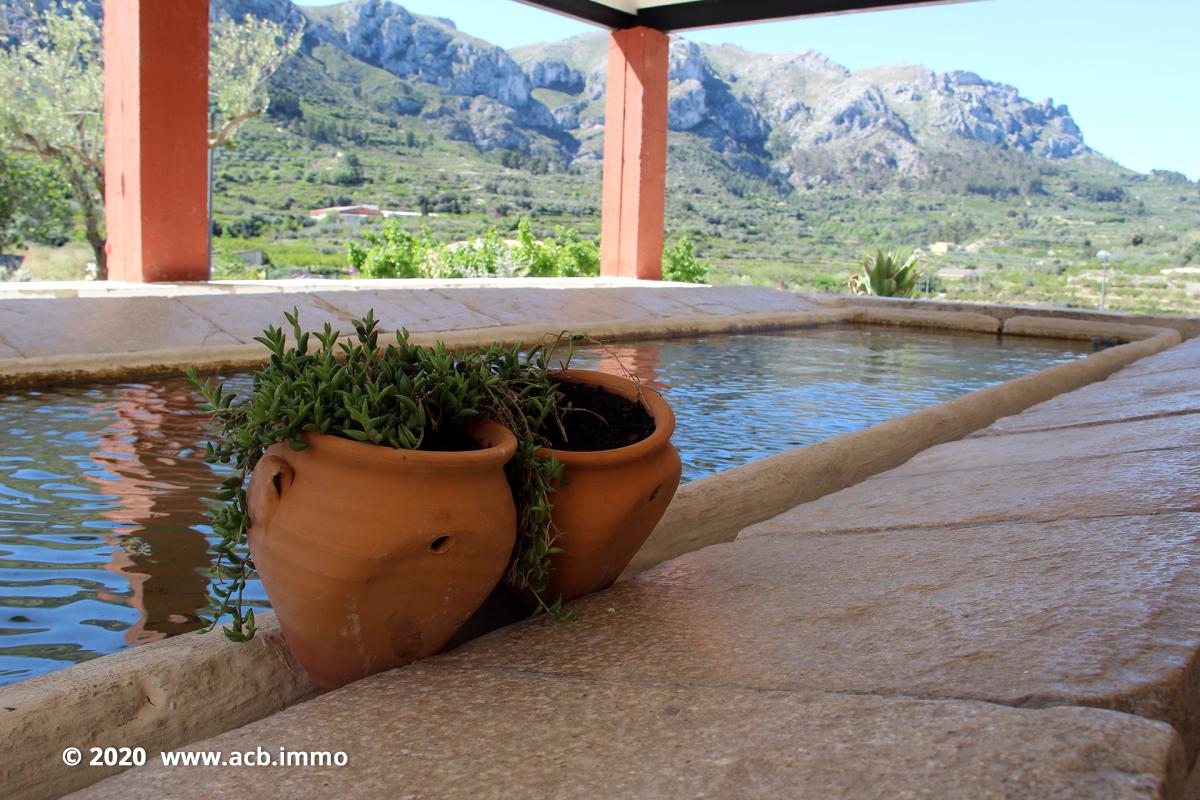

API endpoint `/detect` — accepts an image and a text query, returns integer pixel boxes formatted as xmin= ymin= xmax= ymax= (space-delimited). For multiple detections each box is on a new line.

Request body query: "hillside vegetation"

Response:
xmin=12 ymin=0 xmax=1200 ymax=314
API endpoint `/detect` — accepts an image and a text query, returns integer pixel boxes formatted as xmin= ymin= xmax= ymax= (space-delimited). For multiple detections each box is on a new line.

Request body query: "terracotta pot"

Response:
xmin=538 ymin=369 xmax=682 ymax=603
xmin=246 ymin=420 xmax=517 ymax=691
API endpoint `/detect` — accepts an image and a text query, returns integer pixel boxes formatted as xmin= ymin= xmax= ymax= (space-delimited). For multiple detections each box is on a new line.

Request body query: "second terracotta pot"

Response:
xmin=247 ymin=420 xmax=516 ymax=691
xmin=537 ymin=369 xmax=682 ymax=603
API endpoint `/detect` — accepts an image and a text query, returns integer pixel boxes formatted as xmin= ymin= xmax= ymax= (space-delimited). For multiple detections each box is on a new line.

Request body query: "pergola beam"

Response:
xmin=513 ymin=0 xmax=640 ymax=28
xmin=517 ymin=0 xmax=965 ymax=31
xmin=637 ymin=0 xmax=961 ymax=30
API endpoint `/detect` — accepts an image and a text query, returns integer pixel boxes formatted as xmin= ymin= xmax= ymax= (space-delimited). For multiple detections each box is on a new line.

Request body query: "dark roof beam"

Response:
xmin=513 ymin=0 xmax=967 ymax=32
xmin=638 ymin=0 xmax=961 ymax=31
xmin=512 ymin=0 xmax=640 ymax=29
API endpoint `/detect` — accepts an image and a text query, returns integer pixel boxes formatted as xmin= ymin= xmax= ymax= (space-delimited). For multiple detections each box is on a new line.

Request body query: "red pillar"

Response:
xmin=600 ymin=27 xmax=669 ymax=281
xmin=103 ymin=0 xmax=210 ymax=282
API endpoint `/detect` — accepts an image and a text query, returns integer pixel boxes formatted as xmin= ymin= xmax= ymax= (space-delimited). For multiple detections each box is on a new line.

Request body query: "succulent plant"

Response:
xmin=849 ymin=249 xmax=924 ymax=297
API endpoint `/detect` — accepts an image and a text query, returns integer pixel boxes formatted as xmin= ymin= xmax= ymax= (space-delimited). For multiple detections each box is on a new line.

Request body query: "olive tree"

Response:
xmin=0 ymin=3 xmax=301 ymax=279
xmin=209 ymin=15 xmax=303 ymax=149
xmin=0 ymin=5 xmax=105 ymax=274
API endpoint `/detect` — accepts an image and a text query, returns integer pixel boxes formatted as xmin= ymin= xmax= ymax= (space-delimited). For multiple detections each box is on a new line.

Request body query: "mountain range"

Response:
xmin=205 ymin=0 xmax=1101 ymax=192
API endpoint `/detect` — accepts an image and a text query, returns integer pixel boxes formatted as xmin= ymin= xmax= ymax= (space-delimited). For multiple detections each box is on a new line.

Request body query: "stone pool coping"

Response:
xmin=0 ymin=280 xmax=1192 ymax=387
xmin=0 ymin=283 xmax=1191 ymax=799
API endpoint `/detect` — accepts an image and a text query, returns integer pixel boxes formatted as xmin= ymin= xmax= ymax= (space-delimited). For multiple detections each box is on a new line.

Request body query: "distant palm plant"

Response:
xmin=848 ymin=249 xmax=923 ymax=297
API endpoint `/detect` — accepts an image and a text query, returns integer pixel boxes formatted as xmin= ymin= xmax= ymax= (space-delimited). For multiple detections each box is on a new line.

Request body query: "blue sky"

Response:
xmin=302 ymin=0 xmax=1200 ymax=180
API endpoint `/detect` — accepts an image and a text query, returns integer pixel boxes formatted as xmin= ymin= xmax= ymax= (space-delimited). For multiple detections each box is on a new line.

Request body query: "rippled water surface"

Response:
xmin=0 ymin=326 xmax=1088 ymax=685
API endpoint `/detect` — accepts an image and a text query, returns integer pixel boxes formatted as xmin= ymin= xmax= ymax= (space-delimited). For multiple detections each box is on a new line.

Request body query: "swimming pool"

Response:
xmin=0 ymin=325 xmax=1090 ymax=685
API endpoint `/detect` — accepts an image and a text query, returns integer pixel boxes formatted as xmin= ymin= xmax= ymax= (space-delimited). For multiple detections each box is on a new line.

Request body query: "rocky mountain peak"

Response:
xmin=209 ymin=0 xmax=1096 ymax=188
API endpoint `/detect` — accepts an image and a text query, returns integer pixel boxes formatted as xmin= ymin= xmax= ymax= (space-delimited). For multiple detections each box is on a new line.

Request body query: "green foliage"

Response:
xmin=439 ymin=226 xmax=513 ymax=276
xmin=329 ymin=153 xmax=364 ymax=186
xmin=208 ymin=14 xmax=303 ymax=149
xmin=0 ymin=156 xmax=73 ymax=254
xmin=1068 ymin=179 xmax=1126 ymax=203
xmin=348 ymin=222 xmax=428 ymax=278
xmin=188 ymin=309 xmax=580 ymax=640
xmin=211 ymin=250 xmax=262 ymax=280
xmin=662 ymin=237 xmax=710 ymax=283
xmin=295 ymin=115 xmax=368 ymax=145
xmin=849 ymin=249 xmax=924 ymax=297
xmin=545 ymin=225 xmax=601 ymax=277
xmin=222 ymin=213 xmax=269 ymax=239
xmin=267 ymin=88 xmax=304 ymax=122
xmin=512 ymin=218 xmax=600 ymax=278
xmin=345 ymin=218 xmax=599 ymax=279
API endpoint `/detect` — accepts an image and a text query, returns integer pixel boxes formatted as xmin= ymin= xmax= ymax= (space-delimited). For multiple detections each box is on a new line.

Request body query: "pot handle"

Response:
xmin=249 ymin=454 xmax=294 ymax=531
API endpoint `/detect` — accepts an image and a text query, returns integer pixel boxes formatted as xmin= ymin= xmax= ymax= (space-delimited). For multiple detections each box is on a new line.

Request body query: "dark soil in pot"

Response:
xmin=421 ymin=427 xmax=484 ymax=452
xmin=547 ymin=380 xmax=656 ymax=451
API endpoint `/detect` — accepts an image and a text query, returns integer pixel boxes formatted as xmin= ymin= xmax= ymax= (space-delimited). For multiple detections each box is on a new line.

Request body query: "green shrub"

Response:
xmin=513 ymin=219 xmax=599 ymax=278
xmin=347 ymin=221 xmax=427 ymax=278
xmin=436 ymin=227 xmax=514 ymax=277
xmin=662 ymin=237 xmax=709 ymax=283
xmin=329 ymin=154 xmax=364 ymax=186
xmin=549 ymin=226 xmax=600 ymax=277
xmin=345 ymin=218 xmax=600 ymax=279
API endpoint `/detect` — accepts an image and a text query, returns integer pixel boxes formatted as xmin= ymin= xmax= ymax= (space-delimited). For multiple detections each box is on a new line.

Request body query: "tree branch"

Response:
xmin=209 ymin=109 xmax=263 ymax=150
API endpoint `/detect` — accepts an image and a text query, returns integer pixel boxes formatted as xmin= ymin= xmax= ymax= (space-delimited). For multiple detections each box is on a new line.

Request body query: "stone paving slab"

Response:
xmin=740 ymin=445 xmax=1200 ymax=536
xmin=978 ymin=366 xmax=1200 ymax=435
xmin=1112 ymin=337 xmax=1200 ymax=379
xmin=445 ymin=515 xmax=1200 ymax=751
xmin=0 ymin=284 xmax=819 ymax=364
xmin=608 ymin=285 xmax=819 ymax=319
xmin=875 ymin=413 xmax=1200 ymax=480
xmin=173 ymin=292 xmax=360 ymax=344
xmin=68 ymin=663 xmax=1184 ymax=800
xmin=0 ymin=329 xmax=21 ymax=359
xmin=311 ymin=288 xmax=505 ymax=332
xmin=1 ymin=297 xmax=240 ymax=357
xmin=424 ymin=287 xmax=645 ymax=328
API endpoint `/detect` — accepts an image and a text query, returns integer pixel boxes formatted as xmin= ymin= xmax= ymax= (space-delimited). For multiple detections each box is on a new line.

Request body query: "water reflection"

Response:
xmin=85 ymin=384 xmax=217 ymax=645
xmin=589 ymin=343 xmax=665 ymax=390
xmin=0 ymin=326 xmax=1088 ymax=684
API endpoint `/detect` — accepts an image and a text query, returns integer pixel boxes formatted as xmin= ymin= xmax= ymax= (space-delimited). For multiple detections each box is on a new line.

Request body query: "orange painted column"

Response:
xmin=103 ymin=0 xmax=210 ymax=282
xmin=600 ymin=27 xmax=669 ymax=280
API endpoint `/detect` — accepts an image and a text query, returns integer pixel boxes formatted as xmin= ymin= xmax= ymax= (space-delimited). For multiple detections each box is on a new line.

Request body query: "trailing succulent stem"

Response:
xmin=189 ymin=309 xmax=578 ymax=641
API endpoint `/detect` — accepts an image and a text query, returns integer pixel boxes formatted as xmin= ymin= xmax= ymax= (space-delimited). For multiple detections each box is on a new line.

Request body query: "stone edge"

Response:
xmin=0 ymin=310 xmax=849 ymax=390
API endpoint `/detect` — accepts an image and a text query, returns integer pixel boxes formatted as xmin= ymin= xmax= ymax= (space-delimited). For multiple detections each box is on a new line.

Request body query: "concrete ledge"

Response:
xmin=1002 ymin=314 xmax=1168 ymax=342
xmin=851 ymin=305 xmax=1001 ymax=334
xmin=0 ymin=276 xmax=697 ymax=299
xmin=0 ymin=308 xmax=848 ymax=390
xmin=819 ymin=293 xmax=1200 ymax=339
xmin=0 ymin=615 xmax=316 ymax=800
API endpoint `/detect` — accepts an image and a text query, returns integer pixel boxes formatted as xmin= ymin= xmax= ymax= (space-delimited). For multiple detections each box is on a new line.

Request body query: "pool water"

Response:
xmin=0 ymin=326 xmax=1090 ymax=685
